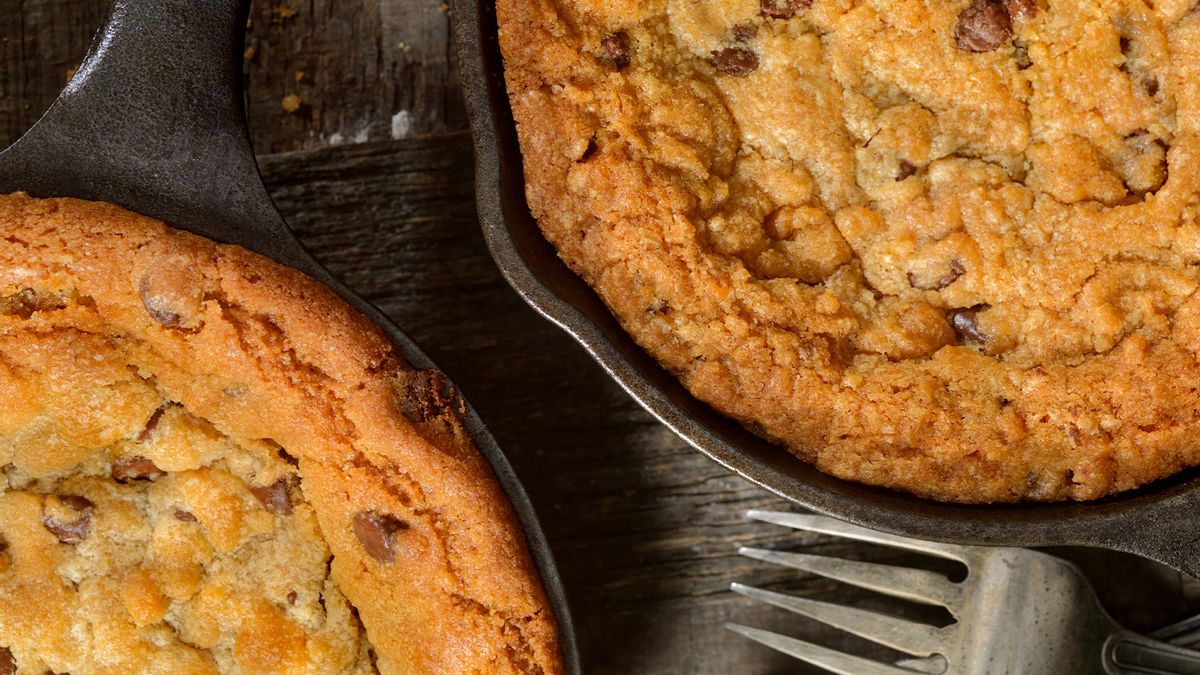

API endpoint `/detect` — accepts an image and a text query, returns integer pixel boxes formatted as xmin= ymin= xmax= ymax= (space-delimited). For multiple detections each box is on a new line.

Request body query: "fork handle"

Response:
xmin=1104 ymin=631 xmax=1200 ymax=674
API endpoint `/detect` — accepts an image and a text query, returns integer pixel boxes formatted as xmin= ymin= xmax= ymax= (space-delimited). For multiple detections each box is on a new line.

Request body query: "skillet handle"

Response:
xmin=1084 ymin=485 xmax=1200 ymax=580
xmin=0 ymin=0 xmax=313 ymax=271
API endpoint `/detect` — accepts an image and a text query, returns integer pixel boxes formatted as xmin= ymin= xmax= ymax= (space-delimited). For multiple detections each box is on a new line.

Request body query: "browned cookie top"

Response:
xmin=0 ymin=194 xmax=562 ymax=673
xmin=499 ymin=0 xmax=1200 ymax=502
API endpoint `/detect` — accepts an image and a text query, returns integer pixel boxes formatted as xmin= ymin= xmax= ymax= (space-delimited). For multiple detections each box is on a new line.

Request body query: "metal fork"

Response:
xmin=728 ymin=510 xmax=1200 ymax=674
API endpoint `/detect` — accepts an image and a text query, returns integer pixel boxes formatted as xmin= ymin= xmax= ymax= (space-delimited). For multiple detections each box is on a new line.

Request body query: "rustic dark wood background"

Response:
xmin=3 ymin=1 xmax=1199 ymax=672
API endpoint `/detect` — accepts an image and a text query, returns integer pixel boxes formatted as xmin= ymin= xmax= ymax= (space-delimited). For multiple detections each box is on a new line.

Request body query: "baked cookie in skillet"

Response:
xmin=499 ymin=0 xmax=1200 ymax=502
xmin=0 ymin=193 xmax=561 ymax=673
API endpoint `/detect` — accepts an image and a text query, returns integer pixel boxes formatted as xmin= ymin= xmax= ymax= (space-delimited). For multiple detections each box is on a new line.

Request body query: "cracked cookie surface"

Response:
xmin=0 ymin=193 xmax=561 ymax=674
xmin=498 ymin=0 xmax=1200 ymax=502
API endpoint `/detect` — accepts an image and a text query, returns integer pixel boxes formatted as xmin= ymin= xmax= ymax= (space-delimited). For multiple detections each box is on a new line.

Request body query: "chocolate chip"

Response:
xmin=396 ymin=369 xmax=461 ymax=425
xmin=951 ymin=305 xmax=990 ymax=343
xmin=908 ymin=260 xmax=965 ymax=290
xmin=1144 ymin=78 xmax=1160 ymax=97
xmin=111 ymin=455 xmax=165 ymax=482
xmin=136 ymin=407 xmax=166 ymax=443
xmin=600 ymin=32 xmax=631 ymax=69
xmin=352 ymin=511 xmax=408 ymax=563
xmin=955 ymin=0 xmax=1012 ymax=53
xmin=44 ymin=496 xmax=95 ymax=545
xmin=0 ymin=647 xmax=13 ymax=675
xmin=139 ymin=277 xmax=185 ymax=328
xmin=732 ymin=23 xmax=758 ymax=42
xmin=173 ymin=509 xmax=197 ymax=523
xmin=1004 ymin=0 xmax=1037 ymax=21
xmin=760 ymin=0 xmax=811 ymax=19
xmin=287 ymin=591 xmax=298 ymax=605
xmin=896 ymin=160 xmax=917 ymax=181
xmin=709 ymin=47 xmax=759 ymax=76
xmin=250 ymin=478 xmax=293 ymax=515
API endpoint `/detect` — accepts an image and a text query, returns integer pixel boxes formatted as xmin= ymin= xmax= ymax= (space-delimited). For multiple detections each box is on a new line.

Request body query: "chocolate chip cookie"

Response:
xmin=0 ymin=194 xmax=561 ymax=673
xmin=498 ymin=0 xmax=1200 ymax=502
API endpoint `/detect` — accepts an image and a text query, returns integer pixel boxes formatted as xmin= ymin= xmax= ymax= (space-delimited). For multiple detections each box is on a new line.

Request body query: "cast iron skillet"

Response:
xmin=454 ymin=0 xmax=1200 ymax=577
xmin=0 ymin=1 xmax=580 ymax=670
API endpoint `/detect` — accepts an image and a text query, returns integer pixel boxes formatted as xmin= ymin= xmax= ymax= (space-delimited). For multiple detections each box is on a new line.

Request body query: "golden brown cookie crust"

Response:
xmin=499 ymin=0 xmax=1200 ymax=502
xmin=0 ymin=193 xmax=562 ymax=674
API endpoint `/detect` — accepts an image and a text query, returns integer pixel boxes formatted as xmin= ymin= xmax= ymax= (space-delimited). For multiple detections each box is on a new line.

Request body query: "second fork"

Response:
xmin=730 ymin=510 xmax=1200 ymax=674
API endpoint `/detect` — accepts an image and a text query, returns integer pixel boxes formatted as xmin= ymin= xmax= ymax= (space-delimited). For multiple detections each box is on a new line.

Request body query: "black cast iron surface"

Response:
xmin=0 ymin=1 xmax=581 ymax=670
xmin=453 ymin=0 xmax=1200 ymax=577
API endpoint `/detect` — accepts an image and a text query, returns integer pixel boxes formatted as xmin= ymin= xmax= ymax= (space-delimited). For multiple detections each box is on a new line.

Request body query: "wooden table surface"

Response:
xmin=4 ymin=2 xmax=1200 ymax=673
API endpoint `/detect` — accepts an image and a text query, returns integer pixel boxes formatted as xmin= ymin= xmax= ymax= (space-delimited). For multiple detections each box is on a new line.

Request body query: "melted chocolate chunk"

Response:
xmin=600 ymin=32 xmax=631 ymax=69
xmin=760 ymin=0 xmax=811 ymax=19
xmin=138 ymin=277 xmax=185 ymax=328
xmin=44 ymin=496 xmax=95 ymax=545
xmin=352 ymin=511 xmax=409 ymax=563
xmin=250 ymin=478 xmax=294 ymax=515
xmin=287 ymin=591 xmax=298 ymax=605
xmin=174 ymin=509 xmax=197 ymax=523
xmin=0 ymin=647 xmax=13 ymax=675
xmin=111 ymin=455 xmax=165 ymax=482
xmin=896 ymin=160 xmax=917 ymax=181
xmin=396 ymin=369 xmax=462 ymax=424
xmin=909 ymin=259 xmax=966 ymax=290
xmin=709 ymin=47 xmax=759 ymax=76
xmin=955 ymin=0 xmax=1012 ymax=53
xmin=136 ymin=407 xmax=167 ymax=443
xmin=951 ymin=306 xmax=990 ymax=344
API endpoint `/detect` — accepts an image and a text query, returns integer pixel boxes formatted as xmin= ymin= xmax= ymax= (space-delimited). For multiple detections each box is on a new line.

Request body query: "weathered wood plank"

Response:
xmin=0 ymin=0 xmax=107 ymax=144
xmin=0 ymin=0 xmax=460 ymax=151
xmin=243 ymin=0 xmax=465 ymax=152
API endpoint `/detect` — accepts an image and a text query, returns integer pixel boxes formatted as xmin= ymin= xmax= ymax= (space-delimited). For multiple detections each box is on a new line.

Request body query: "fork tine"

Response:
xmin=731 ymin=583 xmax=943 ymax=655
xmin=739 ymin=547 xmax=962 ymax=608
xmin=726 ymin=623 xmax=918 ymax=675
xmin=747 ymin=510 xmax=970 ymax=561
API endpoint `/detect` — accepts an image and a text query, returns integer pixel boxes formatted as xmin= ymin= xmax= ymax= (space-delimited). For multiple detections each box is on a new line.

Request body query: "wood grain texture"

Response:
xmin=4 ymin=2 xmax=1200 ymax=673
xmin=0 ymin=0 xmax=464 ymax=151
xmin=0 ymin=0 xmax=107 ymax=144
xmin=243 ymin=0 xmax=466 ymax=152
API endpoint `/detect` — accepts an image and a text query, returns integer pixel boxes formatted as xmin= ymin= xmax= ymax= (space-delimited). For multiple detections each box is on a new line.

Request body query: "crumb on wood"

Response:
xmin=294 ymin=71 xmax=305 ymax=82
xmin=438 ymin=2 xmax=450 ymax=13
xmin=282 ymin=94 xmax=303 ymax=113
xmin=65 ymin=66 xmax=77 ymax=82
xmin=397 ymin=42 xmax=412 ymax=54
xmin=246 ymin=18 xmax=253 ymax=29
xmin=244 ymin=46 xmax=256 ymax=61
xmin=274 ymin=5 xmax=296 ymax=18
